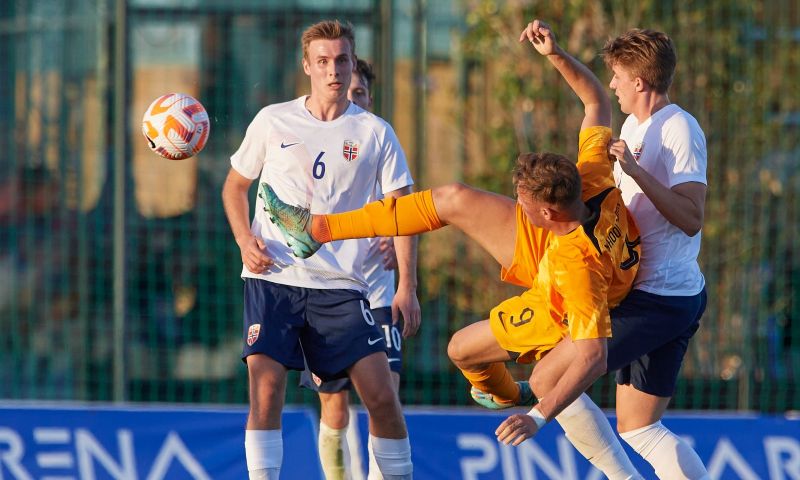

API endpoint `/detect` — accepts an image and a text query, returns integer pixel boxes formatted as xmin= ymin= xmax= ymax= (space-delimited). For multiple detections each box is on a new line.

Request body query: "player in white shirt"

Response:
xmin=537 ymin=28 xmax=709 ymax=479
xmin=221 ymin=21 xmax=419 ymax=480
xmin=496 ymin=27 xmax=709 ymax=480
xmin=298 ymin=59 xmax=406 ymax=480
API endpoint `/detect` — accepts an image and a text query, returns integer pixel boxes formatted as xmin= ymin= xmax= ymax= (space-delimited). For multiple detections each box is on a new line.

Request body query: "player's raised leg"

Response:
xmin=447 ymin=319 xmax=534 ymax=408
xmin=263 ymin=181 xmax=519 ymax=268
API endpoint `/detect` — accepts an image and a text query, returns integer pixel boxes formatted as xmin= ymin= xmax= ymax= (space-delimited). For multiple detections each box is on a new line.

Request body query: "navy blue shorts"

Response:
xmin=299 ymin=306 xmax=403 ymax=393
xmin=607 ymin=287 xmax=707 ymax=397
xmin=241 ymin=279 xmax=387 ymax=381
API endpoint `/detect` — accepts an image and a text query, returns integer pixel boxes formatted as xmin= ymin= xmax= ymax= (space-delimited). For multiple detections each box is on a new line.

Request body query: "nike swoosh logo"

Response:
xmin=280 ymin=141 xmax=301 ymax=148
xmin=148 ymin=94 xmax=178 ymax=115
xmin=388 ymin=359 xmax=401 ymax=363
xmin=367 ymin=337 xmax=384 ymax=346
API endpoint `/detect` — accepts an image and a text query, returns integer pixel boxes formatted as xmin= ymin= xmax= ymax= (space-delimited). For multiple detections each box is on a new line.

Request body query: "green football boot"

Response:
xmin=470 ymin=381 xmax=535 ymax=410
xmin=259 ymin=183 xmax=322 ymax=259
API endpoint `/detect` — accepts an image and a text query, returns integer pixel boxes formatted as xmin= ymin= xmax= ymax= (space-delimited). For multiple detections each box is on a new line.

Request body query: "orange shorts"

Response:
xmin=489 ymin=205 xmax=565 ymax=363
xmin=489 ymin=289 xmax=567 ymax=363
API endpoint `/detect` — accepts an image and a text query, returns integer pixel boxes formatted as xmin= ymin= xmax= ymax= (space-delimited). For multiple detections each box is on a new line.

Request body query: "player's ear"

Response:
xmin=634 ymin=76 xmax=645 ymax=92
xmin=302 ymin=57 xmax=311 ymax=76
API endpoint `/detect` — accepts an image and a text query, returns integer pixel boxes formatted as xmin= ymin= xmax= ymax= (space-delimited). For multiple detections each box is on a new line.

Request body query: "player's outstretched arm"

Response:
xmin=520 ymin=19 xmax=610 ymax=130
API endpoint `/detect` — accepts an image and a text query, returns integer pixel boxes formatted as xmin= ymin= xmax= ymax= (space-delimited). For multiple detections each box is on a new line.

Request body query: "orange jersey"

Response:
xmin=491 ymin=127 xmax=641 ymax=361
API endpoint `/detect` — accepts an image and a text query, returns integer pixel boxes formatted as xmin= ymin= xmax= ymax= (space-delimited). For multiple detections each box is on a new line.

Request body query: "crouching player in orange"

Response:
xmin=263 ymin=19 xmax=645 ymax=479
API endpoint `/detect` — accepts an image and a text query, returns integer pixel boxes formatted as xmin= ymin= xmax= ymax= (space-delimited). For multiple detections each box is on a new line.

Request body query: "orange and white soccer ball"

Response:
xmin=141 ymin=93 xmax=210 ymax=160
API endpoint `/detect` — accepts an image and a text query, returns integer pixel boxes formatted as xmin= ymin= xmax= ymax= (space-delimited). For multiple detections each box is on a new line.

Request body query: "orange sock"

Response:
xmin=461 ymin=363 xmax=520 ymax=405
xmin=312 ymin=190 xmax=444 ymax=242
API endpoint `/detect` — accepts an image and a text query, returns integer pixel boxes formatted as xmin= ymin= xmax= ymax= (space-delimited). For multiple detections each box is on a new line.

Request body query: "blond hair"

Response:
xmin=301 ymin=20 xmax=355 ymax=60
xmin=602 ymin=29 xmax=676 ymax=94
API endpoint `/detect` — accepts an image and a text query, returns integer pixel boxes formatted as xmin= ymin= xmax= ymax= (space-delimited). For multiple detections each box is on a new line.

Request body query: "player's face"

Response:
xmin=348 ymin=72 xmax=372 ymax=110
xmin=303 ymin=38 xmax=355 ymax=103
xmin=609 ymin=64 xmax=637 ymax=115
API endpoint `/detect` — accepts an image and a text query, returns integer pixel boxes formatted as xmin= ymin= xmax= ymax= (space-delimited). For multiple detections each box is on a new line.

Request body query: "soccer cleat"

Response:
xmin=259 ymin=183 xmax=322 ymax=258
xmin=470 ymin=381 xmax=535 ymax=410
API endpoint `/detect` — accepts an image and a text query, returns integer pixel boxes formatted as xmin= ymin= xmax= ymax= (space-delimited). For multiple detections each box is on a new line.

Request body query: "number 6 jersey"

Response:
xmin=231 ymin=96 xmax=413 ymax=291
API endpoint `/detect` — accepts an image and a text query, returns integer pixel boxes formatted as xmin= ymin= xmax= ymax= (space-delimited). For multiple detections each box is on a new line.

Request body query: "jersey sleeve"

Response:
xmin=577 ymin=126 xmax=616 ymax=200
xmin=230 ymin=109 xmax=270 ymax=179
xmin=377 ymin=122 xmax=414 ymax=194
xmin=662 ymin=116 xmax=708 ymax=188
xmin=552 ymin=246 xmax=612 ymax=340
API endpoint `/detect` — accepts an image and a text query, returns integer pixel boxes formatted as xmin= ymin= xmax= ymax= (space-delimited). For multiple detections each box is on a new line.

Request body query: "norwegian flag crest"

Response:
xmin=247 ymin=324 xmax=261 ymax=346
xmin=343 ymin=140 xmax=359 ymax=162
xmin=633 ymin=142 xmax=644 ymax=160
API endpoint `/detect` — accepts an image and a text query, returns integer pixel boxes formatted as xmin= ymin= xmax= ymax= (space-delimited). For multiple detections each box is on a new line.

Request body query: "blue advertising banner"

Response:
xmin=348 ymin=408 xmax=800 ymax=480
xmin=1 ymin=403 xmax=798 ymax=479
xmin=0 ymin=404 xmax=321 ymax=480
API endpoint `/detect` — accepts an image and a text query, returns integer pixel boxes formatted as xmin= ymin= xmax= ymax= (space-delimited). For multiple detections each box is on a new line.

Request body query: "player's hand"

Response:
xmin=238 ymin=235 xmax=273 ymax=274
xmin=608 ymin=138 xmax=644 ymax=178
xmin=379 ymin=237 xmax=398 ymax=270
xmin=519 ymin=19 xmax=558 ymax=56
xmin=495 ymin=413 xmax=540 ymax=446
xmin=392 ymin=285 xmax=421 ymax=338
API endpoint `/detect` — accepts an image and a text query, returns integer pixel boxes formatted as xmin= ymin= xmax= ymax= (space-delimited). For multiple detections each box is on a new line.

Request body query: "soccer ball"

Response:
xmin=141 ymin=93 xmax=210 ymax=160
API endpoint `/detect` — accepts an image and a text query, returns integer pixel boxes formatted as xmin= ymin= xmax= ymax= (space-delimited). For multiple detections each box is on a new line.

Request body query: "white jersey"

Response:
xmin=363 ymin=184 xmax=396 ymax=308
xmin=615 ymin=103 xmax=707 ymax=296
xmin=231 ymin=96 xmax=413 ymax=291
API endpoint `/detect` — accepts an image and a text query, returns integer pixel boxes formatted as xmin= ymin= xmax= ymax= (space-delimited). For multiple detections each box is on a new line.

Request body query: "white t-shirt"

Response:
xmin=231 ymin=96 xmax=413 ymax=292
xmin=363 ymin=184 xmax=396 ymax=308
xmin=615 ymin=103 xmax=707 ymax=296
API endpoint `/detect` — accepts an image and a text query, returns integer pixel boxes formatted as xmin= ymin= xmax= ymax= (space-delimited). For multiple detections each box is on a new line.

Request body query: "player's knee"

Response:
xmin=447 ymin=332 xmax=471 ymax=368
xmin=616 ymin=413 xmax=648 ymax=434
xmin=245 ymin=358 xmax=286 ymax=427
xmin=361 ymin=385 xmax=400 ymax=419
xmin=320 ymin=396 xmax=350 ymax=429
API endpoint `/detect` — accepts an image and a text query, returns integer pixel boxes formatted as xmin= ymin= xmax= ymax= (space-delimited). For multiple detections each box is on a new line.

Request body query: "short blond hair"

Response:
xmin=301 ymin=20 xmax=355 ymax=60
xmin=602 ymin=29 xmax=676 ymax=94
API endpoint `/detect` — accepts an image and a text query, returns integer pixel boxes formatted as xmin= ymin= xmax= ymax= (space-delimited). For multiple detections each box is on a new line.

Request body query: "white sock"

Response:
xmin=245 ymin=429 xmax=282 ymax=480
xmin=368 ymin=435 xmax=412 ymax=480
xmin=319 ymin=422 xmax=348 ymax=480
xmin=620 ymin=421 xmax=709 ymax=480
xmin=367 ymin=438 xmax=383 ymax=480
xmin=555 ymin=394 xmax=643 ymax=480
xmin=345 ymin=410 xmax=366 ymax=480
